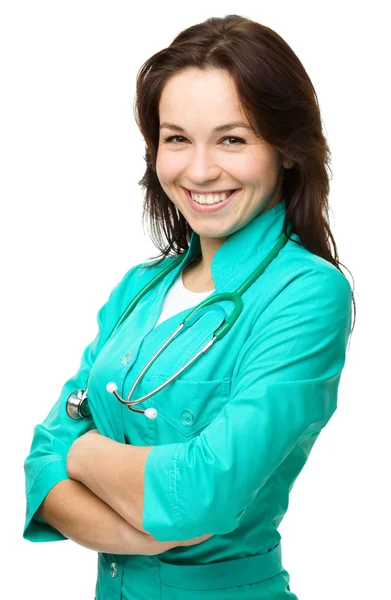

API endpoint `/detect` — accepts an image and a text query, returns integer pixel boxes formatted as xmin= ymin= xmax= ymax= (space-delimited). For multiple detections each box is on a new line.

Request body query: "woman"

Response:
xmin=23 ymin=15 xmax=356 ymax=600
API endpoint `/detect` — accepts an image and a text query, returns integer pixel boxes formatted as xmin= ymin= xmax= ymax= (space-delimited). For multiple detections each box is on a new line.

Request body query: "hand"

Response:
xmin=146 ymin=533 xmax=214 ymax=556
xmin=83 ymin=428 xmax=101 ymax=437
xmin=175 ymin=533 xmax=214 ymax=547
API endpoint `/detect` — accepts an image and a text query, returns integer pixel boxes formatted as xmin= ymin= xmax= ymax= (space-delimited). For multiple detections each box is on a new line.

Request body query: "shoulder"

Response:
xmin=245 ymin=241 xmax=354 ymax=358
xmin=256 ymin=237 xmax=353 ymax=332
xmin=281 ymin=236 xmax=352 ymax=301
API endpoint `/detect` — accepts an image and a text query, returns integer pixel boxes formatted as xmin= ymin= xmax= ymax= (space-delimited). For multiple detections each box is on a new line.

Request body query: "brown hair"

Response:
xmin=134 ymin=14 xmax=356 ymax=332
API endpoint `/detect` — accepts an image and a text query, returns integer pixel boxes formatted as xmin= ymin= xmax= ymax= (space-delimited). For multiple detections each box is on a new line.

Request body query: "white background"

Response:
xmin=1 ymin=1 xmax=390 ymax=598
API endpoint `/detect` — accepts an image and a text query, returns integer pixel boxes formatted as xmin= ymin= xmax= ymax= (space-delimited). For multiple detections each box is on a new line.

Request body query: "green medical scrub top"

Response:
xmin=23 ymin=199 xmax=352 ymax=599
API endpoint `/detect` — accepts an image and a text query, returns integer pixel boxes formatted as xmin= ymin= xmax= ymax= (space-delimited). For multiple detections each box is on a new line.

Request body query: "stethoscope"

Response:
xmin=66 ymin=221 xmax=293 ymax=421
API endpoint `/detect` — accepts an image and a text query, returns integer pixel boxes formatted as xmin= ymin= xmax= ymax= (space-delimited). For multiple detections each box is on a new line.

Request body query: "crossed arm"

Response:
xmin=65 ymin=268 xmax=352 ymax=544
xmin=66 ymin=429 xmax=153 ymax=534
xmin=40 ymin=430 xmax=212 ymax=554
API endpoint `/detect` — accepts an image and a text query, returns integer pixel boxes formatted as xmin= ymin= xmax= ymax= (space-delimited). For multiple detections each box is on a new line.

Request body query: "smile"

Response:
xmin=183 ymin=187 xmax=242 ymax=213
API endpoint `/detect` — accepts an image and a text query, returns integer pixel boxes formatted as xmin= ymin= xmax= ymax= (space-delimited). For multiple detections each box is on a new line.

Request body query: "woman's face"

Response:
xmin=156 ymin=68 xmax=293 ymax=241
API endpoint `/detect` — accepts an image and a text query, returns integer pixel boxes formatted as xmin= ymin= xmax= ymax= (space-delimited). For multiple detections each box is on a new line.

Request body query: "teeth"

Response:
xmin=190 ymin=190 xmax=232 ymax=204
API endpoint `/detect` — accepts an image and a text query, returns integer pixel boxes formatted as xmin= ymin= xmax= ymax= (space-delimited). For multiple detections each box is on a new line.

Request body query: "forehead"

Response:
xmin=159 ymin=68 xmax=249 ymax=125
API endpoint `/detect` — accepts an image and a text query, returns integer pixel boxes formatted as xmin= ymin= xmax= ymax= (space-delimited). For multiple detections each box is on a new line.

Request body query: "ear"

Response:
xmin=282 ymin=157 xmax=295 ymax=169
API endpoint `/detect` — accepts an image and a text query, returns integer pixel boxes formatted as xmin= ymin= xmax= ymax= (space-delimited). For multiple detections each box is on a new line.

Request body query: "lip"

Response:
xmin=187 ymin=188 xmax=238 ymax=194
xmin=183 ymin=187 xmax=242 ymax=213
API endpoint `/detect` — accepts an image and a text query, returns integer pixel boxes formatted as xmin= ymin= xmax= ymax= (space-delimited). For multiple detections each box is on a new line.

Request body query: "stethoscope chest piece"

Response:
xmin=66 ymin=389 xmax=91 ymax=420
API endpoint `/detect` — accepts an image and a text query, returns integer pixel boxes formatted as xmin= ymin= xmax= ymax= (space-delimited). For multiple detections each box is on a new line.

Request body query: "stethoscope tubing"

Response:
xmin=111 ymin=220 xmax=293 ymax=410
xmin=66 ymin=221 xmax=293 ymax=420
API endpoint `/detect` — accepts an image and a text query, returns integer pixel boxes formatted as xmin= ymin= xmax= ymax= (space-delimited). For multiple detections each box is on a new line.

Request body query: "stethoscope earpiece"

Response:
xmin=144 ymin=407 xmax=158 ymax=420
xmin=106 ymin=381 xmax=158 ymax=419
xmin=106 ymin=382 xmax=118 ymax=394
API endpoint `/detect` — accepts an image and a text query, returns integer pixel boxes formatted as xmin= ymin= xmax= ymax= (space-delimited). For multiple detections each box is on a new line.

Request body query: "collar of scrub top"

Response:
xmin=182 ymin=197 xmax=293 ymax=290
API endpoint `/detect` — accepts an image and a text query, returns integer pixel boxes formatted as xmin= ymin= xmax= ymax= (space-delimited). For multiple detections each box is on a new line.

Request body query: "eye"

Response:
xmin=221 ymin=136 xmax=246 ymax=146
xmin=164 ymin=135 xmax=188 ymax=144
xmin=163 ymin=136 xmax=246 ymax=146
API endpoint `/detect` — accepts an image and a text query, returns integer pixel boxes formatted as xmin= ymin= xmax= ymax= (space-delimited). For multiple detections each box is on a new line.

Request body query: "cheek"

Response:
xmin=235 ymin=151 xmax=280 ymax=184
xmin=156 ymin=150 xmax=183 ymax=183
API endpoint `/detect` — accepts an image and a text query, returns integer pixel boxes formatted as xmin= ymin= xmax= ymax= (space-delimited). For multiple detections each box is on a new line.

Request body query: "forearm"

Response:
xmin=67 ymin=432 xmax=214 ymax=545
xmin=67 ymin=432 xmax=151 ymax=532
xmin=35 ymin=478 xmax=155 ymax=555
xmin=35 ymin=479 xmax=212 ymax=555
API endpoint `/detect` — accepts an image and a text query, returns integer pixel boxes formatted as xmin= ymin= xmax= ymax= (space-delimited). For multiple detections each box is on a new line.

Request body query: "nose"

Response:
xmin=185 ymin=146 xmax=221 ymax=182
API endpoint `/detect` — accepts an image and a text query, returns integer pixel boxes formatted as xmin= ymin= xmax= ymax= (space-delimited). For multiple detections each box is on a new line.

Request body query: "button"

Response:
xmin=181 ymin=410 xmax=195 ymax=426
xmin=110 ymin=562 xmax=118 ymax=578
xmin=120 ymin=352 xmax=133 ymax=366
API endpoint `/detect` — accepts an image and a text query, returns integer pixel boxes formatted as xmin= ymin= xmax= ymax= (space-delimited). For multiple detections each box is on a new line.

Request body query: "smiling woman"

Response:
xmin=23 ymin=13 xmax=355 ymax=600
xmin=152 ymin=66 xmax=296 ymax=270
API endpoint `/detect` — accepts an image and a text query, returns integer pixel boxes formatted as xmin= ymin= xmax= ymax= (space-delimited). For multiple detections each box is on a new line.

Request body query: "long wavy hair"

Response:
xmin=134 ymin=14 xmax=356 ymax=332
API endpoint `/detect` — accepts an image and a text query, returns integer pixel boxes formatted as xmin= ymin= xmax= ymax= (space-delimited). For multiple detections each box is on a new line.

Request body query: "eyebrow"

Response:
xmin=159 ymin=121 xmax=253 ymax=133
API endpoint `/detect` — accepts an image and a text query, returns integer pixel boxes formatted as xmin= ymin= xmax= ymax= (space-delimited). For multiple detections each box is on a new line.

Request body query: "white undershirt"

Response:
xmin=154 ymin=269 xmax=215 ymax=328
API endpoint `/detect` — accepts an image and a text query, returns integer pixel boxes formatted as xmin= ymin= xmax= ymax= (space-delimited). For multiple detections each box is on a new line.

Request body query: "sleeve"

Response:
xmin=23 ymin=265 xmax=140 ymax=543
xmin=142 ymin=266 xmax=353 ymax=541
